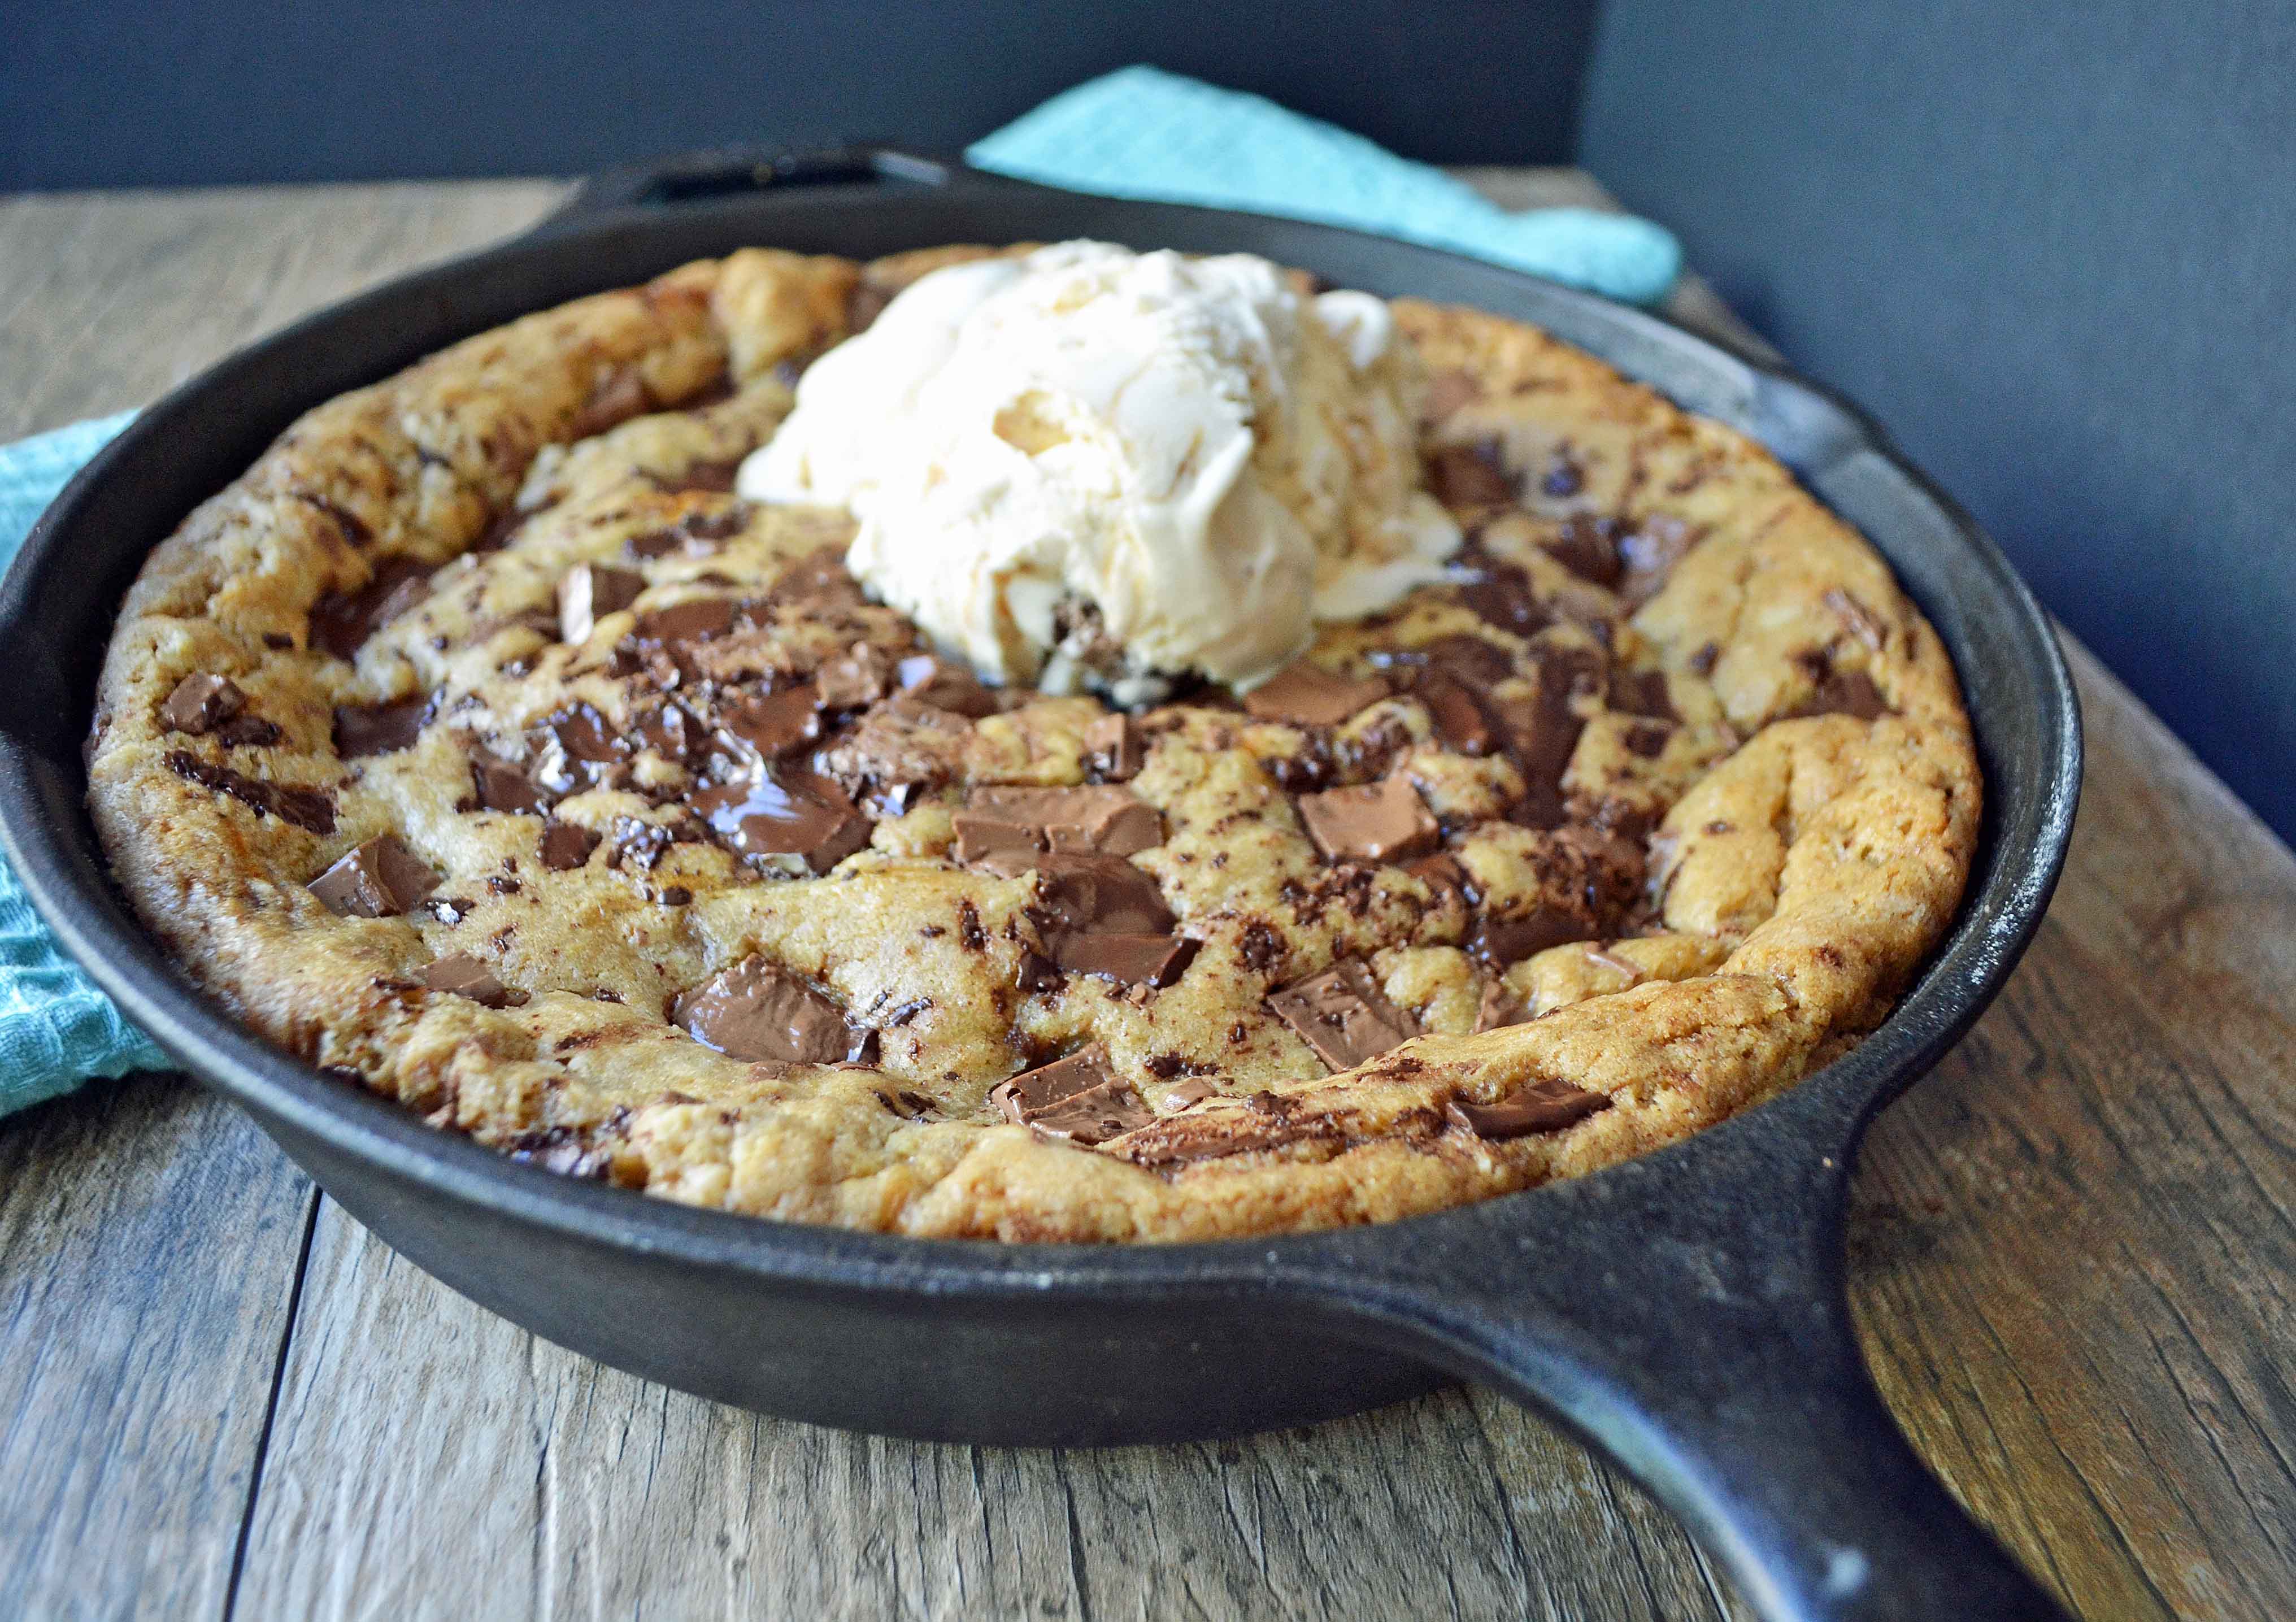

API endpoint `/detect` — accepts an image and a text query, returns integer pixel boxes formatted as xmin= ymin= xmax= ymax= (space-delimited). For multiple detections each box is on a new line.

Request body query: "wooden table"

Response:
xmin=3 ymin=174 xmax=2291 ymax=1622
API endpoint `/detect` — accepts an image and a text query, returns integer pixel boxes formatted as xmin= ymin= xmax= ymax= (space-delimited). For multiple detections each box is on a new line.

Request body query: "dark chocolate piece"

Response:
xmin=1420 ymin=633 xmax=1516 ymax=688
xmin=1240 ymin=662 xmax=1391 ymax=727
xmin=311 ymin=557 xmax=435 ymax=659
xmin=1799 ymin=667 xmax=1891 ymax=721
xmin=814 ymin=696 xmax=972 ymax=812
xmin=1477 ymin=977 xmax=1530 ymax=1032
xmin=1616 ymin=516 xmax=1698 ymax=605
xmin=307 ymin=834 xmax=438 ymax=917
xmin=557 ymin=562 xmax=645 ymax=644
xmin=165 ymin=751 xmax=336 ymax=833
xmin=1447 ymin=1076 xmax=1611 ymax=1138
xmin=333 ymin=695 xmax=428 ymax=758
xmin=718 ymin=684 xmax=821 ymax=759
xmin=1023 ymin=854 xmax=1176 ymax=937
xmin=1083 ymin=712 xmax=1143 ymax=781
xmin=1425 ymin=437 xmax=1516 ymax=508
xmin=990 ymin=1045 xmax=1154 ymax=1145
xmin=634 ymin=702 xmax=699 ymax=763
xmin=1468 ymin=905 xmax=1588 ymax=967
xmin=160 ymin=673 xmax=246 ymax=736
xmin=645 ymin=456 xmax=742 ymax=495
xmin=991 ymin=1044 xmax=1113 ymax=1122
xmin=1543 ymin=515 xmax=1623 ymax=586
xmin=471 ymin=751 xmax=546 ymax=814
xmin=953 ymin=785 xmax=1164 ymax=864
xmin=895 ymin=654 xmax=999 ymax=719
xmin=632 ymin=597 xmax=736 ymax=646
xmin=539 ymin=820 xmax=600 ymax=871
xmin=1267 ymin=958 xmax=1419 ymax=1072
xmin=1048 ymin=932 xmax=1199 ymax=989
xmin=673 ymin=955 xmax=851 ymax=1064
xmin=767 ymin=546 xmax=869 ymax=612
xmin=215 ymin=714 xmax=283 ymax=748
xmin=1404 ymin=851 xmax=1471 ymax=907
xmin=1610 ymin=668 xmax=1677 ymax=721
xmin=689 ymin=766 xmax=871 ymax=875
xmin=1456 ymin=550 xmax=1554 ymax=638
xmin=1297 ymin=775 xmax=1440 ymax=863
xmin=1415 ymin=674 xmax=1499 ymax=755
xmin=421 ymin=953 xmax=528 ymax=1008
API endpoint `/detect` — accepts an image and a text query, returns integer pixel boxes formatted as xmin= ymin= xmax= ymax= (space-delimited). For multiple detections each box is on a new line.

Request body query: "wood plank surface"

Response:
xmin=1 ymin=172 xmax=2291 ymax=1622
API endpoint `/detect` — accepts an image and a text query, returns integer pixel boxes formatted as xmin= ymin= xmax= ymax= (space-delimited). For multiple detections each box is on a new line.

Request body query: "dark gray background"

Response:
xmin=7 ymin=0 xmax=2291 ymax=845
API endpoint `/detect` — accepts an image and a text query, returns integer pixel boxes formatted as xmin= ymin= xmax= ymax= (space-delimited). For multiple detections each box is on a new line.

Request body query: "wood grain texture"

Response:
xmin=3 ymin=173 xmax=2293 ymax=1621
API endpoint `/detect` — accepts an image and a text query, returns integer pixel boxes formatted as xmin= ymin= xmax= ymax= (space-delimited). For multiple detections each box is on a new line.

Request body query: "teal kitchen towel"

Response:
xmin=2 ymin=71 xmax=1679 ymax=1114
xmin=0 ymin=410 xmax=172 ymax=1112
xmin=969 ymin=66 xmax=1680 ymax=306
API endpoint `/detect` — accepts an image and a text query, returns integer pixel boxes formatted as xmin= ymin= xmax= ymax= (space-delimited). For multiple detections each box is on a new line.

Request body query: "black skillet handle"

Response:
xmin=537 ymin=142 xmax=990 ymax=232
xmin=1315 ymin=1086 xmax=2074 ymax=1621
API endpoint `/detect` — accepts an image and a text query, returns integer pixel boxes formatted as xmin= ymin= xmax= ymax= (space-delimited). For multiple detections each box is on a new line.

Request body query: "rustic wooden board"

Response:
xmin=3 ymin=172 xmax=2293 ymax=1621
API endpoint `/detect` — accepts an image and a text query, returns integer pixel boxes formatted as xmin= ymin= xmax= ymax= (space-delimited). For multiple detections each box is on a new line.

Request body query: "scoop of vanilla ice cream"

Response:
xmin=736 ymin=241 xmax=1459 ymax=694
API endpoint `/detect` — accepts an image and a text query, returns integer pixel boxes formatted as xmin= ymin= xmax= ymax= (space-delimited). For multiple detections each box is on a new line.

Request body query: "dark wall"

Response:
xmin=1580 ymin=1 xmax=2296 ymax=845
xmin=0 ymin=1 xmax=1597 ymax=189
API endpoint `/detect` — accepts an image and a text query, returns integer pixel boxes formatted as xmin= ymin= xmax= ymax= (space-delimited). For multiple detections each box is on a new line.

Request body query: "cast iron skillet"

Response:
xmin=0 ymin=148 xmax=2081 ymax=1621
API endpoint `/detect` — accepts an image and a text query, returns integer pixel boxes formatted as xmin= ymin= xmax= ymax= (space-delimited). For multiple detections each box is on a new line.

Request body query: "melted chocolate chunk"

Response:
xmin=1405 ymin=851 xmax=1471 ymax=907
xmin=673 ymin=955 xmax=852 ymax=1064
xmin=307 ymin=834 xmax=437 ymax=917
xmin=1468 ymin=906 xmax=1586 ymax=967
xmin=557 ymin=562 xmax=645 ymax=644
xmin=166 ymin=751 xmax=336 ymax=833
xmin=1616 ymin=516 xmax=1698 ymax=605
xmin=718 ymin=684 xmax=822 ymax=759
xmin=1455 ymin=550 xmax=1554 ymax=639
xmin=631 ymin=597 xmax=736 ymax=646
xmin=815 ymin=643 xmax=892 ymax=710
xmin=1415 ymin=675 xmax=1499 ymax=756
xmin=1297 ymin=775 xmax=1440 ymax=863
xmin=634 ymin=702 xmax=700 ymax=763
xmin=528 ymin=703 xmax=625 ymax=796
xmin=334 ymin=695 xmax=429 ymax=758
xmin=1240 ymin=662 xmax=1391 ymax=727
xmin=1083 ymin=711 xmax=1144 ymax=781
xmin=1543 ymin=515 xmax=1623 ymax=586
xmin=689 ymin=764 xmax=871 ymax=875
xmin=160 ymin=673 xmax=246 ymax=736
xmin=539 ymin=820 xmax=600 ymax=871
xmin=1016 ymin=853 xmax=1176 ymax=937
xmin=953 ymin=786 xmax=1165 ymax=865
xmin=895 ymin=655 xmax=998 ymax=719
xmin=1267 ymin=958 xmax=1419 ymax=1072
xmin=421 ymin=953 xmax=528 ymax=1008
xmin=1610 ymin=668 xmax=1676 ymax=721
xmin=311 ymin=558 xmax=435 ymax=659
xmin=471 ymin=751 xmax=547 ymax=814
xmin=1447 ymin=1076 xmax=1612 ymax=1138
xmin=1425 ymin=437 xmax=1516 ymax=508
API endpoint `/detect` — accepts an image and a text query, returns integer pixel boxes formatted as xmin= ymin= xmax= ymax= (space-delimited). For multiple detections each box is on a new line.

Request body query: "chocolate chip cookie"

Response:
xmin=87 ymin=245 xmax=1978 ymax=1241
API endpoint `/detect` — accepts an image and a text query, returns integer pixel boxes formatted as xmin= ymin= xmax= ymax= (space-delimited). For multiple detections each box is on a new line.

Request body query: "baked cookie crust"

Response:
xmin=87 ymin=246 xmax=1978 ymax=1242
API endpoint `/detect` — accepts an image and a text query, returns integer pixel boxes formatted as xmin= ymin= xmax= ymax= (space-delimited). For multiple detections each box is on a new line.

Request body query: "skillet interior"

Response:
xmin=0 ymin=174 xmax=2078 ymax=1447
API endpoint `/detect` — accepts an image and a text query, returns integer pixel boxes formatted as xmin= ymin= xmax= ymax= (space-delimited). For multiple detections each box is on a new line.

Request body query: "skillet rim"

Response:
xmin=0 ymin=185 xmax=2081 ymax=1299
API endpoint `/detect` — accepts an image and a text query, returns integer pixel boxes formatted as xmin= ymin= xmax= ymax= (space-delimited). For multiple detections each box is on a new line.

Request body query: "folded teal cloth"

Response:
xmin=969 ymin=66 xmax=1681 ymax=306
xmin=1 ymin=73 xmax=1681 ymax=1116
xmin=1 ymin=411 xmax=171 ymax=1114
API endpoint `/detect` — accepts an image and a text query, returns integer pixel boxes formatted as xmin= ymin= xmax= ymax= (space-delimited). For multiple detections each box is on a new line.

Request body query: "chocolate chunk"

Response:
xmin=1049 ymin=932 xmax=1199 ymax=989
xmin=953 ymin=785 xmax=1164 ymax=864
xmin=1297 ymin=775 xmax=1440 ymax=863
xmin=528 ymin=703 xmax=625 ymax=796
xmin=645 ymin=457 xmax=742 ymax=495
xmin=1240 ymin=662 xmax=1391 ymax=727
xmin=160 ymin=673 xmax=246 ymax=735
xmin=215 ymin=714 xmax=283 ymax=748
xmin=673 ymin=956 xmax=851 ymax=1064
xmin=1543 ymin=515 xmax=1623 ymax=586
xmin=1610 ymin=668 xmax=1676 ymax=721
xmin=1420 ymin=634 xmax=1516 ymax=688
xmin=566 ymin=364 xmax=652 ymax=441
xmin=768 ymin=546 xmax=869 ymax=612
xmin=1423 ymin=369 xmax=1480 ymax=422
xmin=1468 ymin=905 xmax=1587 ymax=967
xmin=1083 ymin=711 xmax=1144 ymax=781
xmin=895 ymin=654 xmax=998 ymax=719
xmin=632 ymin=597 xmax=736 ymax=646
xmin=815 ymin=643 xmax=892 ymax=710
xmin=1687 ymin=641 xmax=1720 ymax=677
xmin=1446 ymin=1076 xmax=1612 ymax=1138
xmin=1456 ymin=551 xmax=1553 ymax=639
xmin=1416 ymin=674 xmax=1499 ymax=756
xmin=1541 ymin=450 xmax=1586 ymax=502
xmin=1824 ymin=588 xmax=1889 ymax=653
xmin=689 ymin=765 xmax=871 ymax=875
xmin=1405 ymin=851 xmax=1471 ymax=907
xmin=634 ymin=702 xmax=700 ymax=763
xmin=1162 ymin=1077 xmax=1220 ymax=1108
xmin=421 ymin=953 xmax=528 ymax=1008
xmin=718 ymin=684 xmax=821 ymax=759
xmin=1616 ymin=516 xmax=1698 ymax=605
xmin=333 ymin=695 xmax=429 ymax=758
xmin=1022 ymin=853 xmax=1175 ymax=936
xmin=471 ymin=751 xmax=546 ymax=814
xmin=1799 ymin=666 xmax=1891 ymax=721
xmin=991 ymin=1046 xmax=1154 ymax=1145
xmin=1490 ymin=640 xmax=1605 ymax=820
xmin=1477 ymin=977 xmax=1530 ymax=1032
xmin=166 ymin=751 xmax=336 ymax=833
xmin=1014 ymin=950 xmax=1064 ymax=993
xmin=539 ymin=820 xmax=599 ymax=871
xmin=557 ymin=562 xmax=645 ymax=644
xmin=308 ymin=834 xmax=438 ymax=917
xmin=1624 ymin=721 xmax=1674 ymax=758
xmin=1267 ymin=958 xmax=1419 ymax=1072
xmin=1426 ymin=437 xmax=1516 ymax=508
xmin=311 ymin=557 xmax=434 ymax=659
xmin=814 ymin=695 xmax=971 ymax=811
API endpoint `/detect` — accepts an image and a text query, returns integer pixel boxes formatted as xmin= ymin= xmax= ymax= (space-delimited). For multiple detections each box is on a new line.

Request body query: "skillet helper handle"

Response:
xmin=542 ymin=142 xmax=966 ymax=229
xmin=1334 ymin=1106 xmax=2073 ymax=1621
